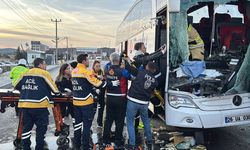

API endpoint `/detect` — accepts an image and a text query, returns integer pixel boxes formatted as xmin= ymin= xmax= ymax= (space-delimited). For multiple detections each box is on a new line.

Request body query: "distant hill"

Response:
xmin=0 ymin=48 xmax=17 ymax=55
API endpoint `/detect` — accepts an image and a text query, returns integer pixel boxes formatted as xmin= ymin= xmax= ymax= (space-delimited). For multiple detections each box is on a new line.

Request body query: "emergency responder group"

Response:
xmin=12 ymin=42 xmax=167 ymax=150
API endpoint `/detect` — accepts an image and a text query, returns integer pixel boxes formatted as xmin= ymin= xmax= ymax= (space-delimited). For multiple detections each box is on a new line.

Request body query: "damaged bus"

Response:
xmin=116 ymin=0 xmax=250 ymax=129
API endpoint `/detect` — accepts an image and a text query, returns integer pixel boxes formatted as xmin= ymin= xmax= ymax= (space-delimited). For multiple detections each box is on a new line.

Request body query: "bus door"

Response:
xmin=153 ymin=8 xmax=167 ymax=119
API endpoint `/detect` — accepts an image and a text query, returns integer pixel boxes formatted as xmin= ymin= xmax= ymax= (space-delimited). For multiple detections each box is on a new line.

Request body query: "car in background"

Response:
xmin=0 ymin=61 xmax=11 ymax=67
xmin=96 ymin=56 xmax=102 ymax=61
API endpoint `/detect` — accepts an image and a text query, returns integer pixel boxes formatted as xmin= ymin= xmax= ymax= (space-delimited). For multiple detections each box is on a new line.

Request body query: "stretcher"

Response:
xmin=0 ymin=89 xmax=72 ymax=149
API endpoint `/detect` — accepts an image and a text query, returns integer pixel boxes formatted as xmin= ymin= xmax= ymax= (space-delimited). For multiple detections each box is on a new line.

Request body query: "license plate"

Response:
xmin=225 ymin=114 xmax=250 ymax=123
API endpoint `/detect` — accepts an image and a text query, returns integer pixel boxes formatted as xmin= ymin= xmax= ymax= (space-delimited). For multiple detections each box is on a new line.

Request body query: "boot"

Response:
xmin=146 ymin=141 xmax=152 ymax=150
xmin=43 ymin=141 xmax=49 ymax=150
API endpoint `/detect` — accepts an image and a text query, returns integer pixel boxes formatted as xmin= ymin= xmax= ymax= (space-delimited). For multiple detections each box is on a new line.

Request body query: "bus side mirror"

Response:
xmin=169 ymin=0 xmax=180 ymax=12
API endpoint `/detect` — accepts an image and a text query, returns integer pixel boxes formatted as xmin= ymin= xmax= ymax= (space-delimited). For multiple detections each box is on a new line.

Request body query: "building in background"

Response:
xmin=31 ymin=41 xmax=49 ymax=52
xmin=46 ymin=48 xmax=77 ymax=65
xmin=75 ymin=47 xmax=115 ymax=60
xmin=76 ymin=47 xmax=97 ymax=54
xmin=76 ymin=47 xmax=98 ymax=59
xmin=26 ymin=50 xmax=45 ymax=65
xmin=97 ymin=47 xmax=115 ymax=59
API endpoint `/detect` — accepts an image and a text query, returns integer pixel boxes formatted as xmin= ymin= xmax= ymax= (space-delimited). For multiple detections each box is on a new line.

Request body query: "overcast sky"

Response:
xmin=0 ymin=0 xmax=134 ymax=48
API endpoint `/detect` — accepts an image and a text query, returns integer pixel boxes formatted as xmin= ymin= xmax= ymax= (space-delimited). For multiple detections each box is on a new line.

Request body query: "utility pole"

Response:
xmin=65 ymin=37 xmax=69 ymax=60
xmin=66 ymin=37 xmax=68 ymax=49
xmin=51 ymin=19 xmax=61 ymax=64
xmin=70 ymin=44 xmax=73 ymax=60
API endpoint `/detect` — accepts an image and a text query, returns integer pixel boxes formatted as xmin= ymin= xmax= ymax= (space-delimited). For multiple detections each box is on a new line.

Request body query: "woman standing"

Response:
xmin=92 ymin=60 xmax=106 ymax=128
xmin=55 ymin=63 xmax=74 ymax=125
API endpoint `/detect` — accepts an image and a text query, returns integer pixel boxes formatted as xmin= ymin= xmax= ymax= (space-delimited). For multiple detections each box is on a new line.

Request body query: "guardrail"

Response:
xmin=0 ymin=65 xmax=59 ymax=89
xmin=0 ymin=64 xmax=16 ymax=73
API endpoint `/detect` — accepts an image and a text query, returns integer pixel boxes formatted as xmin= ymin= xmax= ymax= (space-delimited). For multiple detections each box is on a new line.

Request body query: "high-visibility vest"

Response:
xmin=188 ymin=24 xmax=204 ymax=49
xmin=10 ymin=65 xmax=29 ymax=86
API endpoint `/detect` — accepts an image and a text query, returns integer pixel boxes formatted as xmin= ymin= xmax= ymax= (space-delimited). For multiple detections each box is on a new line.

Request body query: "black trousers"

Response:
xmin=22 ymin=108 xmax=49 ymax=150
xmin=103 ymin=96 xmax=126 ymax=145
xmin=97 ymin=91 xmax=105 ymax=127
xmin=73 ymin=104 xmax=94 ymax=150
xmin=59 ymin=102 xmax=74 ymax=119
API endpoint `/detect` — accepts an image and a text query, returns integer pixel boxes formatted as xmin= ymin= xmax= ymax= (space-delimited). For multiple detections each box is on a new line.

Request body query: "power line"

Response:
xmin=5 ymin=0 xmax=43 ymax=32
xmin=15 ymin=0 xmax=45 ymax=21
xmin=43 ymin=0 xmax=68 ymax=44
xmin=5 ymin=0 xmax=47 ymax=33
xmin=44 ymin=0 xmax=57 ymax=19
xmin=2 ymin=0 xmax=43 ymax=34
xmin=43 ymin=0 xmax=70 ymax=48
xmin=44 ymin=0 xmax=68 ymax=40
xmin=7 ymin=0 xmax=36 ymax=22
xmin=60 ymin=22 xmax=69 ymax=38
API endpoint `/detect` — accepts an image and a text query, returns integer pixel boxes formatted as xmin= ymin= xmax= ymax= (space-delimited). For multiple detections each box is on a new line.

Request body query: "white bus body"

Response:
xmin=116 ymin=0 xmax=250 ymax=128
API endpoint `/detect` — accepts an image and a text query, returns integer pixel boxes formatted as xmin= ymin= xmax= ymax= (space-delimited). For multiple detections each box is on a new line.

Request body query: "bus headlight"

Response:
xmin=168 ymin=95 xmax=197 ymax=108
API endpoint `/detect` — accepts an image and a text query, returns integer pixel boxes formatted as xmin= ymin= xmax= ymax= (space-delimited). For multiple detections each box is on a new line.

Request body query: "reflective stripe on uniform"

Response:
xmin=73 ymin=93 xmax=93 ymax=101
xmin=74 ymin=122 xmax=83 ymax=128
xmin=22 ymin=131 xmax=31 ymax=136
xmin=102 ymin=81 xmax=107 ymax=88
xmin=127 ymin=95 xmax=149 ymax=105
xmin=22 ymin=131 xmax=32 ymax=139
xmin=189 ymin=44 xmax=204 ymax=49
xmin=106 ymin=93 xmax=126 ymax=96
xmin=73 ymin=122 xmax=83 ymax=131
xmin=18 ymin=96 xmax=51 ymax=103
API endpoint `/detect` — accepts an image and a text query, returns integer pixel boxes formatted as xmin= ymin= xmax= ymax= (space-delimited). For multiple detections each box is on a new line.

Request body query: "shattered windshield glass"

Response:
xmin=226 ymin=45 xmax=250 ymax=94
xmin=168 ymin=0 xmax=249 ymax=96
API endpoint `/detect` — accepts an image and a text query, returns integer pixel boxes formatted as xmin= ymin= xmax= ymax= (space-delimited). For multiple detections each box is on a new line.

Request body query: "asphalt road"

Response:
xmin=0 ymin=60 xmax=249 ymax=150
xmin=204 ymin=125 xmax=250 ymax=150
xmin=0 ymin=66 xmax=60 ymax=89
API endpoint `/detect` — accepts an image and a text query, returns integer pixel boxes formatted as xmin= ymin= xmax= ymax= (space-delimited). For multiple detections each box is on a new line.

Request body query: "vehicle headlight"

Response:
xmin=168 ymin=95 xmax=197 ymax=108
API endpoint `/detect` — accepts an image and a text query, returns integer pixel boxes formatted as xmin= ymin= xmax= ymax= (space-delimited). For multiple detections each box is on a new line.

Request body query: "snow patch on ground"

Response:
xmin=0 ymin=134 xmax=59 ymax=150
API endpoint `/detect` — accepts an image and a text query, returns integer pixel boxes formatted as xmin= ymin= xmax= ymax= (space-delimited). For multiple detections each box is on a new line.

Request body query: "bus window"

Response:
xmin=188 ymin=6 xmax=210 ymax=56
xmin=215 ymin=5 xmax=244 ymax=22
xmin=189 ymin=6 xmax=209 ymax=23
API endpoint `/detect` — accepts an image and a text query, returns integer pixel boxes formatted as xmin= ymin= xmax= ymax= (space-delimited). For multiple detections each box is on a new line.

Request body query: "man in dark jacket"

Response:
xmin=102 ymin=52 xmax=130 ymax=148
xmin=129 ymin=42 xmax=166 ymax=135
xmin=133 ymin=42 xmax=166 ymax=68
xmin=126 ymin=61 xmax=158 ymax=150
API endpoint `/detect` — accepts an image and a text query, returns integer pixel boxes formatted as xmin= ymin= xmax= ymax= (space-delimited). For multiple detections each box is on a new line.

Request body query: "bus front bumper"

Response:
xmin=165 ymin=104 xmax=250 ymax=128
